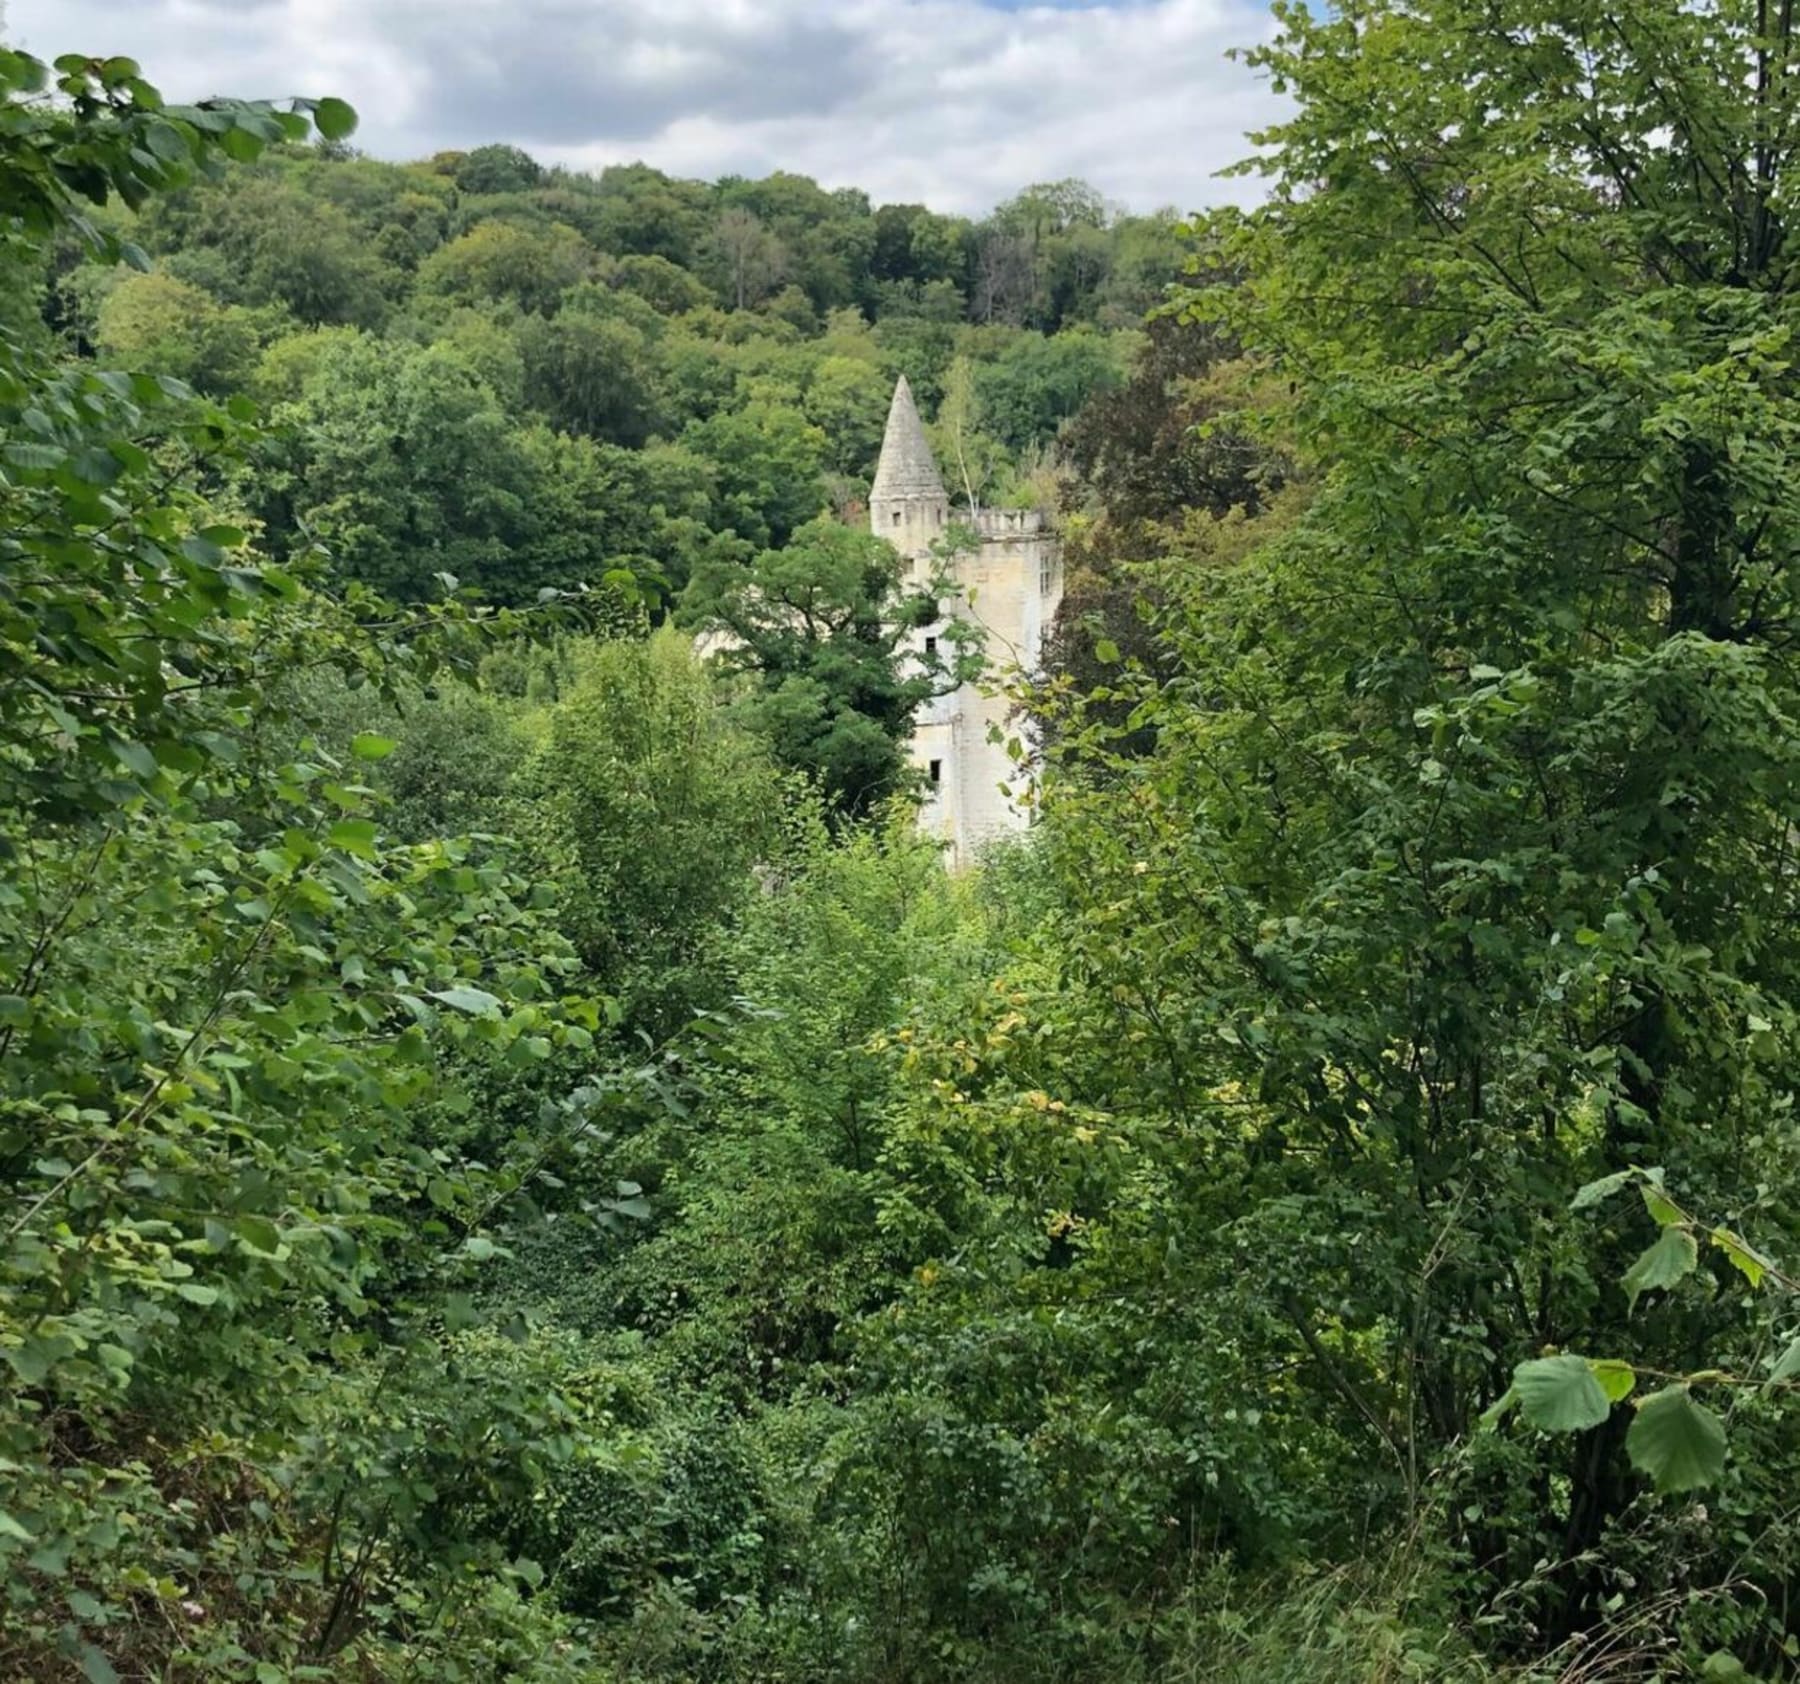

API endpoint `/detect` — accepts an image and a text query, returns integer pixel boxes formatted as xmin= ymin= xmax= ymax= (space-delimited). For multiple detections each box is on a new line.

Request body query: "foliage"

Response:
xmin=683 ymin=517 xmax=982 ymax=817
xmin=0 ymin=54 xmax=609 ymax=1679
xmin=522 ymin=630 xmax=789 ymax=1033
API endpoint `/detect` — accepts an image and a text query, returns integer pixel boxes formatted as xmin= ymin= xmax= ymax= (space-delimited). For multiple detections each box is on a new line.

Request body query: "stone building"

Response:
xmin=869 ymin=375 xmax=1062 ymax=866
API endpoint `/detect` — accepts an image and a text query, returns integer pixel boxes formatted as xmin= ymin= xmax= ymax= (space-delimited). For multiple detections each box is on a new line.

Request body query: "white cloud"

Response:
xmin=5 ymin=0 xmax=1281 ymax=215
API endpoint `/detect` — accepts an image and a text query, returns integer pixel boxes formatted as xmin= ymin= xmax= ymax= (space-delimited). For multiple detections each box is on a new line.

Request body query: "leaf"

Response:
xmin=1512 ymin=1354 xmax=1611 ymax=1432
xmin=312 ymin=96 xmax=358 ymax=140
xmin=428 ymin=985 xmax=502 ymax=1017
xmin=1094 ymin=637 xmax=1121 ymax=664
xmin=1622 ymin=1226 xmax=1698 ymax=1311
xmin=67 ymin=1589 xmax=104 ymax=1622
xmin=1589 ymin=1359 xmax=1637 ymax=1404
xmin=1476 ymin=1386 xmax=1518 ymax=1431
xmin=1710 ymin=1228 xmax=1768 ymax=1290
xmin=327 ymin=818 xmax=379 ymax=859
xmin=1626 ymin=1386 xmax=1726 ymax=1494
xmin=1571 ymin=1169 xmax=1635 ymax=1210
xmin=351 ymin=732 xmax=397 ymax=761
xmin=2 ymin=441 xmax=66 ymax=471
xmin=235 ymin=1216 xmax=282 ymax=1255
xmin=79 ymin=1644 xmax=119 ymax=1684
xmin=1767 ymin=1335 xmax=1800 ymax=1386
xmin=175 ymin=1283 xmax=219 ymax=1305
xmin=106 ymin=736 xmax=158 ymax=779
xmin=1640 ymin=1183 xmax=1683 ymax=1226
xmin=0 ymin=1511 xmax=33 ymax=1543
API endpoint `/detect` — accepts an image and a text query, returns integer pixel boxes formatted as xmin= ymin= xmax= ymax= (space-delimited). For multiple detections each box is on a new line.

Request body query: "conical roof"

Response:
xmin=871 ymin=375 xmax=946 ymax=504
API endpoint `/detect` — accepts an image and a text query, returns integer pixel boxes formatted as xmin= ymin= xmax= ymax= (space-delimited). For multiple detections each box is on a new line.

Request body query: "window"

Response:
xmin=892 ymin=508 xmax=902 ymax=526
xmin=928 ymin=759 xmax=943 ymax=787
xmin=924 ymin=635 xmax=938 ymax=659
xmin=1040 ymin=554 xmax=1054 ymax=595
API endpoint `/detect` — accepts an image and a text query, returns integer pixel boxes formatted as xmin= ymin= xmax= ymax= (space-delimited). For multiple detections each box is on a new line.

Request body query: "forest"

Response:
xmin=3 ymin=6 xmax=1800 ymax=1681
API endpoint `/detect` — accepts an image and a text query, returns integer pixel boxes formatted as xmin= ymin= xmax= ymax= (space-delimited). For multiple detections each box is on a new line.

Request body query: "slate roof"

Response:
xmin=870 ymin=375 xmax=946 ymax=504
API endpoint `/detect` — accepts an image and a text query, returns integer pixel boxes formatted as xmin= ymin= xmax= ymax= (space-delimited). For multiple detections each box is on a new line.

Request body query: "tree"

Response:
xmin=261 ymin=334 xmax=537 ymax=598
xmin=417 ymin=217 xmax=591 ymax=314
xmin=680 ymin=402 xmax=829 ymax=550
xmin=0 ymin=52 xmax=606 ymax=1678
xmin=517 ymin=309 xmax=666 ymax=445
xmin=972 ymin=326 xmax=1124 ymax=453
xmin=92 ymin=269 xmax=261 ymax=392
xmin=682 ymin=516 xmax=979 ymax=817
xmin=454 ymin=142 xmax=543 ymax=195
xmin=708 ymin=205 xmax=786 ymax=310
xmin=137 ymin=172 xmax=393 ymax=327
xmin=526 ymin=630 xmax=788 ymax=1032
xmin=1018 ymin=0 xmax=1800 ymax=1659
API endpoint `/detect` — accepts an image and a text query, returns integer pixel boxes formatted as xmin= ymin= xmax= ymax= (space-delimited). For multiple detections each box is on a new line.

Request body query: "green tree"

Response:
xmin=680 ymin=401 xmax=829 ymax=549
xmin=92 ymin=268 xmax=263 ymax=393
xmin=1007 ymin=0 xmax=1800 ymax=1661
xmin=417 ymin=217 xmax=591 ymax=315
xmin=517 ymin=308 xmax=666 ymax=445
xmin=526 ymin=630 xmax=788 ymax=1032
xmin=682 ymin=516 xmax=979 ymax=817
xmin=0 ymin=52 xmax=606 ymax=1679
xmin=454 ymin=141 xmax=544 ymax=195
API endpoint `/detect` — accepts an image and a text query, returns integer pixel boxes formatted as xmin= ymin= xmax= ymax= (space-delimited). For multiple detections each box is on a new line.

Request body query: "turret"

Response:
xmin=869 ymin=375 xmax=949 ymax=559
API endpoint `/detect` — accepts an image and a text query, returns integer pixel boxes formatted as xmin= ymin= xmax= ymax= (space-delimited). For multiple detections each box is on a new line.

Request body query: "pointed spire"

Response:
xmin=871 ymin=375 xmax=946 ymax=505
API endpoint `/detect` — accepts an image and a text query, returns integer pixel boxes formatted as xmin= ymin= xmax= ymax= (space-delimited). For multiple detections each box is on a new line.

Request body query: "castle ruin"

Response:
xmin=869 ymin=375 xmax=1062 ymax=866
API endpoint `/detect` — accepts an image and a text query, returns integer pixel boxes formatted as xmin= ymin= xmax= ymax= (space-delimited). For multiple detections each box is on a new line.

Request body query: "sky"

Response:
xmin=4 ymin=0 xmax=1283 ymax=217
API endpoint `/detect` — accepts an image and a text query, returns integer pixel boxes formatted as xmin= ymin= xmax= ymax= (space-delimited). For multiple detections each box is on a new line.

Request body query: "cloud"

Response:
xmin=5 ymin=0 xmax=1281 ymax=215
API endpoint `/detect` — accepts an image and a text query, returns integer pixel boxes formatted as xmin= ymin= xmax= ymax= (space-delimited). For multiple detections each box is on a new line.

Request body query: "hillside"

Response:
xmin=5 ymin=31 xmax=1800 ymax=1684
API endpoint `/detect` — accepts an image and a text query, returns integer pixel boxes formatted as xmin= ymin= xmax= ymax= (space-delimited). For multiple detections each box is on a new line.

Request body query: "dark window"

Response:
xmin=928 ymin=759 xmax=942 ymax=786
xmin=892 ymin=508 xmax=902 ymax=526
xmin=924 ymin=636 xmax=938 ymax=659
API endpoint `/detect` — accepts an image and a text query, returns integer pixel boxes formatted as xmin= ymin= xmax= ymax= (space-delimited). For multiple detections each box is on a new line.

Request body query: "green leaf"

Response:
xmin=79 ymin=1643 xmax=119 ymax=1684
xmin=67 ymin=1589 xmax=104 ymax=1622
xmin=351 ymin=732 xmax=397 ymax=761
xmin=1710 ymin=1228 xmax=1768 ymax=1290
xmin=2 ymin=441 xmax=66 ymax=471
xmin=1626 ymin=1386 xmax=1726 ymax=1494
xmin=1094 ymin=637 xmax=1121 ymax=663
xmin=428 ymin=985 xmax=502 ymax=1017
xmin=1767 ymin=1335 xmax=1800 ymax=1386
xmin=1476 ymin=1386 xmax=1518 ymax=1431
xmin=1622 ymin=1226 xmax=1698 ymax=1311
xmin=1640 ymin=1184 xmax=1683 ymax=1226
xmin=1589 ymin=1359 xmax=1637 ymax=1404
xmin=0 ymin=1511 xmax=33 ymax=1543
xmin=312 ymin=96 xmax=358 ymax=140
xmin=175 ymin=1283 xmax=219 ymax=1306
xmin=1570 ymin=1169 xmax=1635 ymax=1210
xmin=235 ymin=1216 xmax=282 ymax=1255
xmin=106 ymin=736 xmax=158 ymax=778
xmin=1512 ymin=1354 xmax=1610 ymax=1432
xmin=0 ymin=995 xmax=30 ymax=1026
xmin=327 ymin=818 xmax=379 ymax=859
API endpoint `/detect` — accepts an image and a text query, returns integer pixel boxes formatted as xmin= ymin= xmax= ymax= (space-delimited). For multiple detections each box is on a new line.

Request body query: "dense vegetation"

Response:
xmin=5 ymin=8 xmax=1800 ymax=1683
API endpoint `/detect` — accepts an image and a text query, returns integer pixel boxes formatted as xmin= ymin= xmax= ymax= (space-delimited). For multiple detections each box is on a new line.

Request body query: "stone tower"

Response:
xmin=869 ymin=375 xmax=949 ymax=554
xmin=871 ymin=375 xmax=1062 ymax=866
